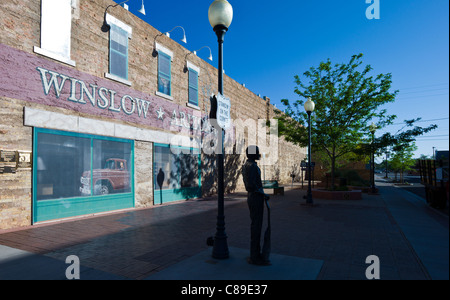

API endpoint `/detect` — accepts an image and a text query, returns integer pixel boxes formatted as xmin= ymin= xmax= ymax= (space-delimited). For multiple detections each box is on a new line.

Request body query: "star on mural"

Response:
xmin=156 ymin=107 xmax=165 ymax=120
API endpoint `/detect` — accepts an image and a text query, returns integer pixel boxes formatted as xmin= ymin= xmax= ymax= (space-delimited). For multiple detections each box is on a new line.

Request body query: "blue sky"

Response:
xmin=115 ymin=0 xmax=449 ymax=158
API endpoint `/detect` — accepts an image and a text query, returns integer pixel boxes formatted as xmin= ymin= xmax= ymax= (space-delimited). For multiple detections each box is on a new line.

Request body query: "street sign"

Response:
xmin=301 ymin=161 xmax=315 ymax=170
xmin=216 ymin=94 xmax=231 ymax=129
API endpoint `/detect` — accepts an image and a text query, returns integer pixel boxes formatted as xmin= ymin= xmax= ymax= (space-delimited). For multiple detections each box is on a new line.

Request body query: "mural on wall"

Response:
xmin=0 ymin=43 xmax=206 ymax=136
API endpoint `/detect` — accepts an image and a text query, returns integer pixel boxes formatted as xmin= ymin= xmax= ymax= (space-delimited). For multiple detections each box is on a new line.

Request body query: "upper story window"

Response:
xmin=186 ymin=61 xmax=200 ymax=108
xmin=110 ymin=25 xmax=129 ymax=80
xmin=158 ymin=52 xmax=171 ymax=96
xmin=34 ymin=0 xmax=75 ymax=66
xmin=104 ymin=14 xmax=132 ymax=86
xmin=155 ymin=42 xmax=174 ymax=100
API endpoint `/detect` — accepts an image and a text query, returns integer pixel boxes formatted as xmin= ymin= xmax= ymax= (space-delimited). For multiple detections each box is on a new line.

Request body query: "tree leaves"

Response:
xmin=275 ymin=54 xmax=398 ymax=189
xmin=277 ymin=54 xmax=398 ymax=154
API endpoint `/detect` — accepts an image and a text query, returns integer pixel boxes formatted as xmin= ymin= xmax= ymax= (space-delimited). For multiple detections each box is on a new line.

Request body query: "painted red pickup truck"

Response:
xmin=80 ymin=158 xmax=130 ymax=195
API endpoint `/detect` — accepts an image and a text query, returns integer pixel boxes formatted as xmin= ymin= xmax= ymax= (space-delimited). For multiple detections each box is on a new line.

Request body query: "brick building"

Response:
xmin=0 ymin=0 xmax=305 ymax=230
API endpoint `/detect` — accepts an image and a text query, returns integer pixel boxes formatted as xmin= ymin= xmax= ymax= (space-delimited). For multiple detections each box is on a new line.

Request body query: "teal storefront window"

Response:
xmin=154 ymin=143 xmax=201 ymax=204
xmin=33 ymin=128 xmax=134 ymax=223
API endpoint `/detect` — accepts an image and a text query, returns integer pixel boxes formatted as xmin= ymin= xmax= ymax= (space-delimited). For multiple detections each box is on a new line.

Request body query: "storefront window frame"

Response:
xmin=32 ymin=127 xmax=135 ymax=223
xmin=153 ymin=143 xmax=201 ymax=204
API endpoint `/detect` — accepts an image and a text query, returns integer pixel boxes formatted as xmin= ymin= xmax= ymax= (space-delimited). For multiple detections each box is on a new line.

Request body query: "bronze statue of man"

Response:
xmin=242 ymin=145 xmax=271 ymax=266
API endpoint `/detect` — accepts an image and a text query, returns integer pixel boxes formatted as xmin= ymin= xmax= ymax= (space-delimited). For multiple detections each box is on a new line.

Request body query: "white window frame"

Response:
xmin=104 ymin=14 xmax=132 ymax=86
xmin=34 ymin=0 xmax=76 ymax=66
xmin=155 ymin=42 xmax=174 ymax=101
xmin=186 ymin=61 xmax=201 ymax=110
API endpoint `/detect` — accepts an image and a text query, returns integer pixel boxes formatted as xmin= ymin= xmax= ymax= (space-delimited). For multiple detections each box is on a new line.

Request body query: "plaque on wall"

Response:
xmin=17 ymin=150 xmax=32 ymax=169
xmin=0 ymin=150 xmax=17 ymax=173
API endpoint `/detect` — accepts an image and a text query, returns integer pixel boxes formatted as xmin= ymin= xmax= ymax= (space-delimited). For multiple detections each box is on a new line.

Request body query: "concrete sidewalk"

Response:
xmin=145 ymin=247 xmax=323 ymax=280
xmin=0 ymin=182 xmax=448 ymax=280
xmin=379 ymin=182 xmax=449 ymax=280
xmin=0 ymin=244 xmax=126 ymax=280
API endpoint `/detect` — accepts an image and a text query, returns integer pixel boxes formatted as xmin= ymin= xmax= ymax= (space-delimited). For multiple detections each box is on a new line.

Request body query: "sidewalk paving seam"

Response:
xmin=382 ymin=202 xmax=432 ymax=280
xmin=380 ymin=183 xmax=448 ymax=280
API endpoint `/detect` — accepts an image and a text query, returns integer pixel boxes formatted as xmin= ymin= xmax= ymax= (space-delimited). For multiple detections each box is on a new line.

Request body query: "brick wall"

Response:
xmin=0 ymin=0 xmax=306 ymax=229
xmin=135 ymin=141 xmax=153 ymax=207
xmin=0 ymin=97 xmax=33 ymax=230
xmin=0 ymin=0 xmax=277 ymax=121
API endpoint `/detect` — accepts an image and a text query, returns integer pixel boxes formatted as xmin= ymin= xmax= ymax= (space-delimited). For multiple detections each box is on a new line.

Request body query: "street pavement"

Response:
xmin=0 ymin=177 xmax=448 ymax=281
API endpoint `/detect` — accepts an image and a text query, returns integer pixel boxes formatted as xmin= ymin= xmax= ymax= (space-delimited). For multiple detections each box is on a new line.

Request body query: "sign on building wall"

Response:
xmin=0 ymin=150 xmax=32 ymax=173
xmin=17 ymin=150 xmax=32 ymax=169
xmin=0 ymin=43 xmax=208 ymax=136
xmin=0 ymin=150 xmax=17 ymax=173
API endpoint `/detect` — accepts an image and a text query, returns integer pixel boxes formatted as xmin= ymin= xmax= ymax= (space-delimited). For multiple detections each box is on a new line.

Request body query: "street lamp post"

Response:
xmin=369 ymin=122 xmax=377 ymax=194
xmin=385 ymin=151 xmax=389 ymax=179
xmin=304 ymin=97 xmax=315 ymax=204
xmin=208 ymin=0 xmax=233 ymax=259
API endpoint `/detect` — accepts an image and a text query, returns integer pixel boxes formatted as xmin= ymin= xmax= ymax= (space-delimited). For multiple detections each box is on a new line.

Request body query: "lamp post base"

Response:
xmin=212 ymin=237 xmax=229 ymax=259
xmin=303 ymin=193 xmax=316 ymax=206
xmin=212 ymin=213 xmax=229 ymax=259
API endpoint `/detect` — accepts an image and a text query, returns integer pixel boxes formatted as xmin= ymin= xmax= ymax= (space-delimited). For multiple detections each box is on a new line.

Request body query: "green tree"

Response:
xmin=353 ymin=118 xmax=438 ymax=169
xmin=276 ymin=54 xmax=397 ymax=190
xmin=375 ymin=118 xmax=437 ymax=153
xmin=390 ymin=142 xmax=417 ymax=183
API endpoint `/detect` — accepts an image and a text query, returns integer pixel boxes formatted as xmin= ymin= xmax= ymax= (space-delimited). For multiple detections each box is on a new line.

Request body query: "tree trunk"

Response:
xmin=400 ymin=167 xmax=404 ymax=184
xmin=331 ymin=156 xmax=336 ymax=191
